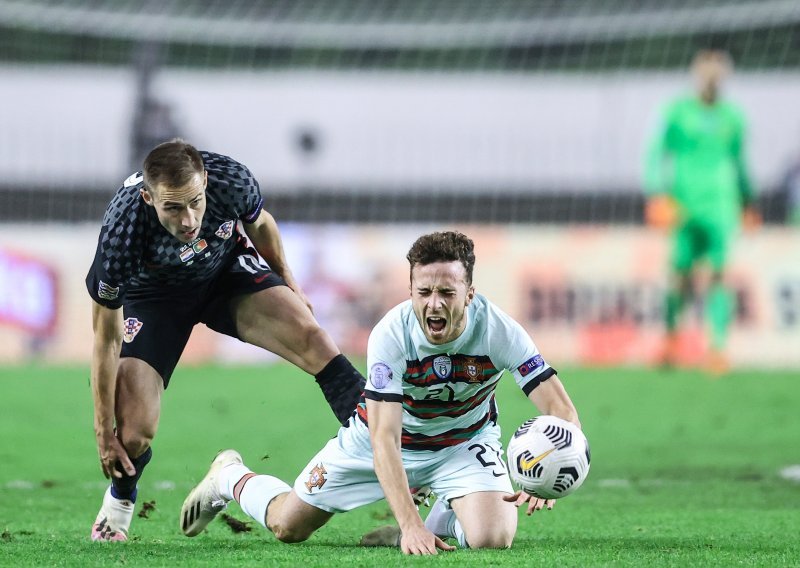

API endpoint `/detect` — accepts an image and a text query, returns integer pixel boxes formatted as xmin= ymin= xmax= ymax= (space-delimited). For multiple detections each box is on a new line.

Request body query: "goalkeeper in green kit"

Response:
xmin=644 ymin=50 xmax=760 ymax=375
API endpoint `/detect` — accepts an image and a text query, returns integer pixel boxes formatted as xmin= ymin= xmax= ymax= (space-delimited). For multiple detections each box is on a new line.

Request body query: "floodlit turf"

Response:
xmin=0 ymin=364 xmax=798 ymax=567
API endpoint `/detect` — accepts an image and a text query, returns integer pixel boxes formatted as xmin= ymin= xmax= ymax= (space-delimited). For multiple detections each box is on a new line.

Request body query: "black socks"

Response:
xmin=111 ymin=446 xmax=153 ymax=502
xmin=314 ymin=354 xmax=366 ymax=425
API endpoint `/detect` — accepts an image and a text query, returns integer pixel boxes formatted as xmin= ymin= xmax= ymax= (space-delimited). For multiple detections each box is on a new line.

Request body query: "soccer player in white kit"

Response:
xmin=180 ymin=231 xmax=582 ymax=555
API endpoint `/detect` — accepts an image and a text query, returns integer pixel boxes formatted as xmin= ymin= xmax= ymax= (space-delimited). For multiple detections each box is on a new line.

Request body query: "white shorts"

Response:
xmin=293 ymin=419 xmax=514 ymax=513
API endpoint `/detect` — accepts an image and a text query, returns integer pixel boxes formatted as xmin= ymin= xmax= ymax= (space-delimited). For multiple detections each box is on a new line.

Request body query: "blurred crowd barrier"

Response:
xmin=2 ymin=224 xmax=798 ymax=369
xmin=3 ymin=68 xmax=800 ymax=196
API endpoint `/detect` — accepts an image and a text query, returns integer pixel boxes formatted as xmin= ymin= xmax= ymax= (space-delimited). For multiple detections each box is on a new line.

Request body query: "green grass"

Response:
xmin=0 ymin=364 xmax=798 ymax=566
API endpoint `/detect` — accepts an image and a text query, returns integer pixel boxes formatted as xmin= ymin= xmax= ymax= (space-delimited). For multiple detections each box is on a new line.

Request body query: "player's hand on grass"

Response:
xmin=96 ymin=430 xmax=135 ymax=479
xmin=504 ymin=490 xmax=555 ymax=516
xmin=645 ymin=194 xmax=680 ymax=230
xmin=400 ymin=525 xmax=455 ymax=555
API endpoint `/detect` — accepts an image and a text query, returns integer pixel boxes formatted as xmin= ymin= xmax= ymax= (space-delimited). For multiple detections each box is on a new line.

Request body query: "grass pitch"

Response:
xmin=0 ymin=364 xmax=798 ymax=567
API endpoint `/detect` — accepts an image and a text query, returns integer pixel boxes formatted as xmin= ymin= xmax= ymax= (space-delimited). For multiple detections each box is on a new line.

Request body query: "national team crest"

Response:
xmin=304 ymin=463 xmax=327 ymax=492
xmin=215 ymin=220 xmax=235 ymax=240
xmin=123 ymin=318 xmax=143 ymax=343
xmin=464 ymin=357 xmax=483 ymax=382
xmin=432 ymin=355 xmax=452 ymax=379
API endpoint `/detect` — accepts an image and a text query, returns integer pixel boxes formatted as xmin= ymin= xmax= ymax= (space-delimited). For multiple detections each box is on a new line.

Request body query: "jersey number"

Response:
xmin=468 ymin=443 xmax=507 ymax=478
xmin=423 ymin=384 xmax=456 ymax=402
xmin=238 ymin=254 xmax=269 ymax=275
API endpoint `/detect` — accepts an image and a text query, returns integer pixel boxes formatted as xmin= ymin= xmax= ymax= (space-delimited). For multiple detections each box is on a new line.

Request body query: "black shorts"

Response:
xmin=120 ymin=246 xmax=286 ymax=387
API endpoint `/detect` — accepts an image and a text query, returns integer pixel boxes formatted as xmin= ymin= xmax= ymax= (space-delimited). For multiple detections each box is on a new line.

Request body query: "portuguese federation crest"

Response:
xmin=304 ymin=463 xmax=328 ymax=492
xmin=464 ymin=357 xmax=483 ymax=382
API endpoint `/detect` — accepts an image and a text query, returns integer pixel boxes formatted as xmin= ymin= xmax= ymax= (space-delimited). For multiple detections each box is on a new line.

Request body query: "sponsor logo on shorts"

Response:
xmin=518 ymin=354 xmax=544 ymax=377
xmin=98 ymin=280 xmax=120 ymax=301
xmin=304 ymin=463 xmax=327 ymax=492
xmin=215 ymin=220 xmax=235 ymax=240
xmin=464 ymin=357 xmax=482 ymax=382
xmin=433 ymin=355 xmax=452 ymax=379
xmin=369 ymin=362 xmax=392 ymax=390
xmin=123 ymin=318 xmax=143 ymax=343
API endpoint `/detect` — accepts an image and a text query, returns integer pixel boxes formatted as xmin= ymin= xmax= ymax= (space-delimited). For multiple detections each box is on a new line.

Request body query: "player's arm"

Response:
xmin=242 ymin=208 xmax=312 ymax=311
xmin=527 ymin=374 xmax=580 ymax=429
xmin=731 ymin=111 xmax=760 ymax=230
xmin=366 ymin=398 xmax=452 ymax=555
xmin=90 ymin=300 xmax=135 ymax=478
xmin=643 ymin=105 xmax=679 ymax=229
xmin=504 ymin=375 xmax=581 ymax=515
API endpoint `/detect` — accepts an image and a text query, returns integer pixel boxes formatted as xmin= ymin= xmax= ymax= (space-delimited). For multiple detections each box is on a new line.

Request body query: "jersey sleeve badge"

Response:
xmin=369 ymin=362 xmax=393 ymax=390
xmin=518 ymin=354 xmax=544 ymax=377
xmin=98 ymin=280 xmax=120 ymax=301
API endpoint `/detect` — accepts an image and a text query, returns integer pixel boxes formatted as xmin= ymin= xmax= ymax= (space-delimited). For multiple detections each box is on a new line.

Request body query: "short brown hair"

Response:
xmin=406 ymin=231 xmax=476 ymax=285
xmin=142 ymin=139 xmax=204 ymax=193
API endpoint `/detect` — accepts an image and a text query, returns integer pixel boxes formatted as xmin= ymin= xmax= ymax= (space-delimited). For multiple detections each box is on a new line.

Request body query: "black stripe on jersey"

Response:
xmin=400 ymin=413 xmax=491 ymax=450
xmin=364 ymin=390 xmax=404 ymax=403
xmin=521 ymin=367 xmax=557 ymax=396
xmin=402 ymin=380 xmax=497 ymax=420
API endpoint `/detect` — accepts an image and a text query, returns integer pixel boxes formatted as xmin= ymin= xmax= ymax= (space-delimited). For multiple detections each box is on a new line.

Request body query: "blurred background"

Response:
xmin=1 ymin=0 xmax=798 ymax=369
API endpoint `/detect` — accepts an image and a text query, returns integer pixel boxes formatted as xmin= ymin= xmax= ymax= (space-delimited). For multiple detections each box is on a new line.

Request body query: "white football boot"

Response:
xmin=180 ymin=449 xmax=243 ymax=536
xmin=410 ymin=486 xmax=433 ymax=508
xmin=91 ymin=486 xmax=134 ymax=542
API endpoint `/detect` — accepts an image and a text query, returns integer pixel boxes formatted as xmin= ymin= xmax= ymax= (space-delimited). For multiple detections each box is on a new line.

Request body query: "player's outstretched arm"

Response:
xmin=527 ymin=375 xmax=580 ymax=429
xmin=90 ymin=300 xmax=135 ymax=479
xmin=507 ymin=374 xmax=581 ymax=515
xmin=366 ymin=398 xmax=454 ymax=555
xmin=242 ymin=208 xmax=313 ymax=312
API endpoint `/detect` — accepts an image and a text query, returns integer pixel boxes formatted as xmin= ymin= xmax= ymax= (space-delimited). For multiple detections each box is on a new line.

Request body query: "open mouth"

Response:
xmin=426 ymin=316 xmax=446 ymax=334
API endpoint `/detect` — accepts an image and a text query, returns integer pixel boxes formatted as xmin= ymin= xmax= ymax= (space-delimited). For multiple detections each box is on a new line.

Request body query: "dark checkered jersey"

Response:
xmin=86 ymin=151 xmax=264 ymax=309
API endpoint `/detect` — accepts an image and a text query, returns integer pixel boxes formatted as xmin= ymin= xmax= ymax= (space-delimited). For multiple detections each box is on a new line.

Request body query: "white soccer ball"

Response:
xmin=506 ymin=415 xmax=591 ymax=500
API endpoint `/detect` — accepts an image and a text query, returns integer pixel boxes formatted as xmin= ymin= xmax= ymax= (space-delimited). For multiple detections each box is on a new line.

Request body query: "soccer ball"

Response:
xmin=506 ymin=415 xmax=591 ymax=500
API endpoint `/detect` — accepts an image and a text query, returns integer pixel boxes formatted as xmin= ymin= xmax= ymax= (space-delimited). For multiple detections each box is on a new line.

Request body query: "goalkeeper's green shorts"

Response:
xmin=670 ymin=217 xmax=735 ymax=273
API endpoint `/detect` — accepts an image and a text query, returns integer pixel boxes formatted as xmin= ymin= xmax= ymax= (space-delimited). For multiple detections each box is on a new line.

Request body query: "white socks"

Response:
xmin=424 ymin=499 xmax=469 ymax=548
xmin=218 ymin=464 xmax=291 ymax=529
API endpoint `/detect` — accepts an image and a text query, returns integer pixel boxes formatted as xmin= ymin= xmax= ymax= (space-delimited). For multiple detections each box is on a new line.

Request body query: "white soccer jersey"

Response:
xmin=357 ymin=294 xmax=555 ymax=451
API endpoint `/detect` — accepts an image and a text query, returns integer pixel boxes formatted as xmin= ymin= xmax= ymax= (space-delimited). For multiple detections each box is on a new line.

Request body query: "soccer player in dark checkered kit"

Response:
xmin=85 ymin=140 xmax=365 ymax=541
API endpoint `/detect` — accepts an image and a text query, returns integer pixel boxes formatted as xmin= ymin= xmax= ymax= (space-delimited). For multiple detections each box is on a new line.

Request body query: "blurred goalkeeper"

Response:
xmin=85 ymin=139 xmax=364 ymax=541
xmin=644 ymin=49 xmax=759 ymax=375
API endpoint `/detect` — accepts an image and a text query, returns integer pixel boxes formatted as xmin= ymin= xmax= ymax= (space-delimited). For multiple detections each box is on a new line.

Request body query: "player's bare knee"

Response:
xmin=119 ymin=433 xmax=153 ymax=459
xmin=467 ymin=528 xmax=515 ymax=550
xmin=270 ymin=523 xmax=312 ymax=544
